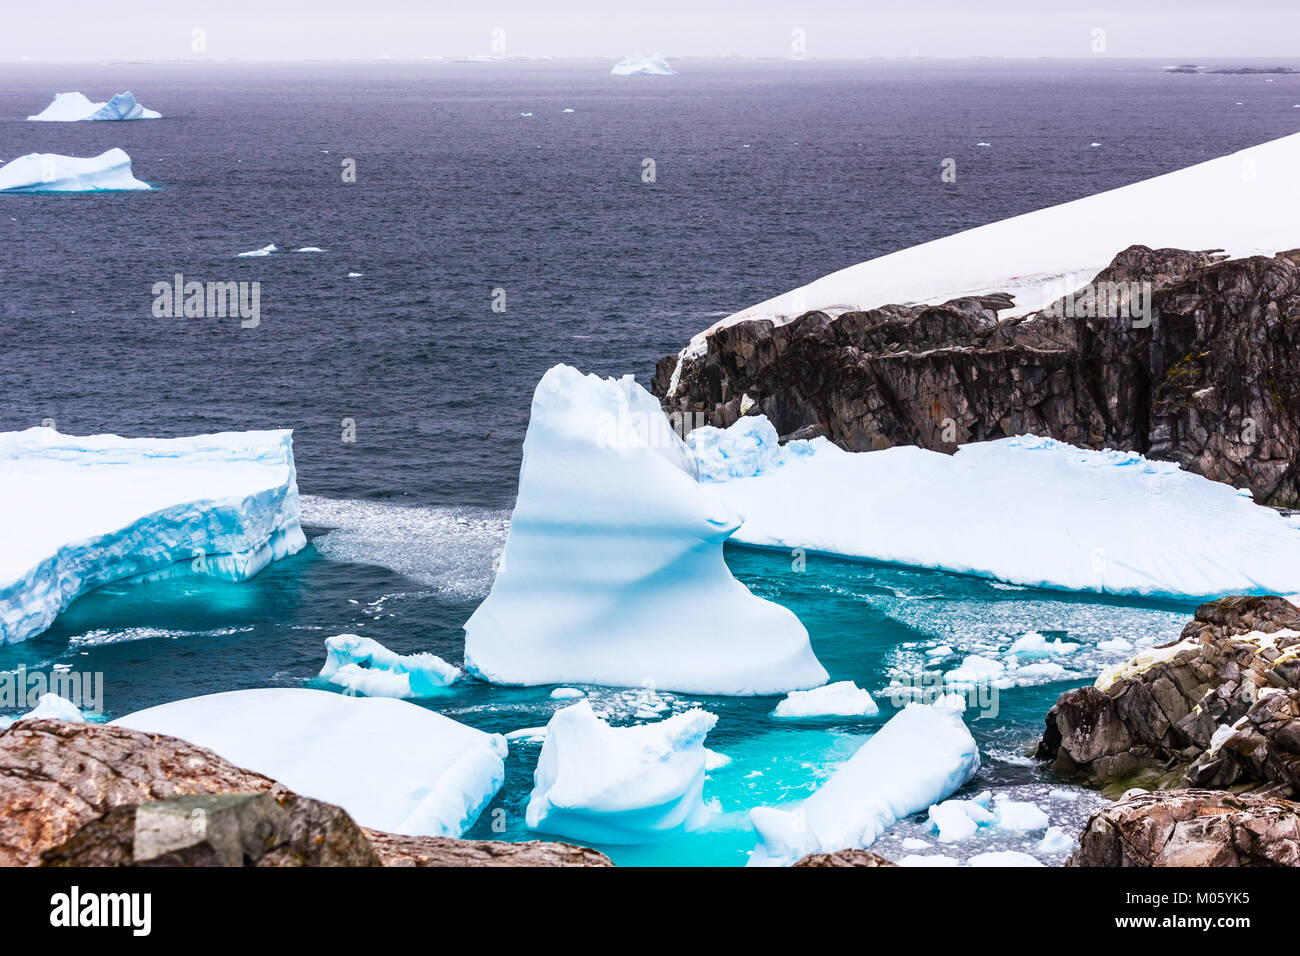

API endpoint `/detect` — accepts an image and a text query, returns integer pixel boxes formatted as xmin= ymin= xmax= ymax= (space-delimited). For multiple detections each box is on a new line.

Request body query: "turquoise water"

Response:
xmin=0 ymin=512 xmax=1196 ymax=866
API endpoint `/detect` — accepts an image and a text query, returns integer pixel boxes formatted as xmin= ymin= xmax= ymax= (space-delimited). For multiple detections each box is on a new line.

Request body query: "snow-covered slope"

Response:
xmin=0 ymin=428 xmax=305 ymax=644
xmin=319 ymin=633 xmax=460 ymax=698
xmin=114 ymin=688 xmax=507 ymax=837
xmin=610 ymin=53 xmax=675 ymax=76
xmin=0 ymin=149 xmax=151 ymax=193
xmin=748 ymin=696 xmax=980 ymax=866
xmin=688 ymin=417 xmax=1300 ymax=600
xmin=28 ymin=91 xmax=161 ymax=121
xmin=526 ymin=700 xmax=716 ymax=844
xmin=463 ymin=365 xmax=827 ymax=695
xmin=673 ymin=130 xmax=1300 ymax=367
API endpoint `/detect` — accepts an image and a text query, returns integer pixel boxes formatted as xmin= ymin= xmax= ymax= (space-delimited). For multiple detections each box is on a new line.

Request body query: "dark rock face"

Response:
xmin=1067 ymin=789 xmax=1300 ymax=866
xmin=792 ymin=849 xmax=897 ymax=867
xmin=0 ymin=720 xmax=611 ymax=867
xmin=1036 ymin=595 xmax=1300 ymax=795
xmin=656 ymin=246 xmax=1300 ymax=505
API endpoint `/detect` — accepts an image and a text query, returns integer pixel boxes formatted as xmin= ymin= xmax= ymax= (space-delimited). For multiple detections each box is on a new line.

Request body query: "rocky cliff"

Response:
xmin=655 ymin=246 xmax=1300 ymax=506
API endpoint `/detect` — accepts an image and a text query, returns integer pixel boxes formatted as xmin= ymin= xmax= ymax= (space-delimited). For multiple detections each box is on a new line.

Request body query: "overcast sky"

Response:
xmin=3 ymin=1 xmax=1297 ymax=61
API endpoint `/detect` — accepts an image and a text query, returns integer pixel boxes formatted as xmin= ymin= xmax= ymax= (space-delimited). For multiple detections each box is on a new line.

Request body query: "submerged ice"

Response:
xmin=0 ymin=149 xmax=151 ymax=193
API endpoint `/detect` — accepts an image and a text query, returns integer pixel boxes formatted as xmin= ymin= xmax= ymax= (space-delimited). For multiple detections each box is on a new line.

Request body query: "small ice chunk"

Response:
xmin=772 ymin=681 xmax=879 ymax=718
xmin=237 ymin=244 xmax=277 ymax=257
xmin=968 ymin=850 xmax=1045 ymax=867
xmin=1007 ymin=632 xmax=1080 ymax=657
xmin=550 ymin=686 xmax=586 ymax=700
xmin=994 ymin=799 xmax=1050 ymax=832
xmin=1038 ymin=825 xmax=1075 ymax=855
xmin=319 ymin=633 xmax=460 ymax=698
xmin=901 ymin=837 xmax=932 ymax=850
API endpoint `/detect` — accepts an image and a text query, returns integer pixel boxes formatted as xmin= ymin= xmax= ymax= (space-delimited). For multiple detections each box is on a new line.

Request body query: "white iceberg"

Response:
xmin=0 ymin=693 xmax=85 ymax=730
xmin=525 ymin=700 xmax=716 ymax=844
xmin=237 ymin=244 xmax=277 ymax=257
xmin=28 ymin=91 xmax=161 ymax=121
xmin=772 ymin=680 xmax=879 ymax=718
xmin=463 ymin=365 xmax=827 ymax=695
xmin=748 ymin=695 xmax=980 ymax=866
xmin=688 ymin=417 xmax=1300 ymax=600
xmin=0 ymin=149 xmax=151 ymax=193
xmin=669 ymin=130 xmax=1300 ymax=365
xmin=610 ymin=53 xmax=675 ymax=76
xmin=114 ymin=688 xmax=506 ymax=837
xmin=0 ymin=427 xmax=305 ymax=645
xmin=318 ymin=633 xmax=460 ymax=698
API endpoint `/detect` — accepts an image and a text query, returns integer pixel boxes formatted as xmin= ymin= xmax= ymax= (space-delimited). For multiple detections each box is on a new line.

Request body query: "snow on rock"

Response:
xmin=676 ymin=130 xmax=1300 ymax=361
xmin=463 ymin=365 xmax=827 ymax=695
xmin=772 ymin=680 xmax=879 ymax=718
xmin=318 ymin=633 xmax=459 ymax=698
xmin=610 ymin=53 xmax=676 ymax=76
xmin=690 ymin=421 xmax=1300 ymax=600
xmin=0 ymin=693 xmax=85 ymax=730
xmin=114 ymin=688 xmax=506 ymax=837
xmin=0 ymin=149 xmax=151 ymax=193
xmin=28 ymin=91 xmax=161 ymax=121
xmin=0 ymin=428 xmax=305 ymax=645
xmin=748 ymin=695 xmax=980 ymax=866
xmin=525 ymin=700 xmax=717 ymax=844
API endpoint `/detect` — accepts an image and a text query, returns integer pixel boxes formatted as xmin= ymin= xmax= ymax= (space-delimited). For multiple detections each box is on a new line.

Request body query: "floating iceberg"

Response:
xmin=748 ymin=696 xmax=980 ymax=866
xmin=463 ymin=365 xmax=827 ymax=695
xmin=689 ymin=417 xmax=1300 ymax=600
xmin=0 ymin=693 xmax=85 ymax=730
xmin=28 ymin=91 xmax=161 ymax=121
xmin=0 ymin=149 xmax=151 ymax=193
xmin=114 ymin=688 xmax=506 ymax=837
xmin=318 ymin=633 xmax=460 ymax=698
xmin=610 ymin=53 xmax=676 ymax=76
xmin=237 ymin=244 xmax=277 ymax=257
xmin=526 ymin=700 xmax=717 ymax=844
xmin=0 ymin=428 xmax=305 ymax=645
xmin=772 ymin=681 xmax=879 ymax=718
xmin=672 ymin=130 xmax=1300 ymax=363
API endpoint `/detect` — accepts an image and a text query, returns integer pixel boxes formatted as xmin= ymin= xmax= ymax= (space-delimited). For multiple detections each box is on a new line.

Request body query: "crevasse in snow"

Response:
xmin=463 ymin=364 xmax=827 ymax=695
xmin=0 ymin=428 xmax=306 ymax=644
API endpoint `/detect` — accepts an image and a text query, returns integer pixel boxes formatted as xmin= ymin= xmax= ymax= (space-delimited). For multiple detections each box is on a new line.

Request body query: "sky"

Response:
xmin=2 ymin=0 xmax=1298 ymax=61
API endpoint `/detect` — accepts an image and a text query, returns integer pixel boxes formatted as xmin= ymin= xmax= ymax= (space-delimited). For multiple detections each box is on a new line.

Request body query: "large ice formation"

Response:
xmin=688 ymin=417 xmax=1300 ymax=600
xmin=319 ymin=633 xmax=460 ymax=698
xmin=114 ymin=688 xmax=507 ymax=837
xmin=0 ymin=428 xmax=305 ymax=644
xmin=27 ymin=91 xmax=161 ymax=121
xmin=748 ymin=695 xmax=980 ymax=866
xmin=463 ymin=365 xmax=827 ymax=695
xmin=0 ymin=149 xmax=151 ymax=192
xmin=525 ymin=700 xmax=717 ymax=844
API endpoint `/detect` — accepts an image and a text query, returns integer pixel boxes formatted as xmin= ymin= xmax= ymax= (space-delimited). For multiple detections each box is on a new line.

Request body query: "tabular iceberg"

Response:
xmin=748 ymin=696 xmax=980 ymax=867
xmin=0 ymin=149 xmax=151 ymax=193
xmin=772 ymin=681 xmax=879 ymax=718
xmin=0 ymin=428 xmax=306 ymax=645
xmin=688 ymin=416 xmax=1300 ymax=600
xmin=463 ymin=364 xmax=827 ymax=695
xmin=526 ymin=700 xmax=717 ymax=844
xmin=610 ymin=54 xmax=675 ymax=76
xmin=28 ymin=91 xmax=161 ymax=121
xmin=114 ymin=688 xmax=507 ymax=837
xmin=319 ymin=633 xmax=460 ymax=698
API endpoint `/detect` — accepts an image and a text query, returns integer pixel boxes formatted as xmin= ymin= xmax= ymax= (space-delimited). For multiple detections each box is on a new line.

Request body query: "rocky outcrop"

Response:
xmin=1036 ymin=595 xmax=1300 ymax=796
xmin=792 ymin=849 xmax=897 ymax=867
xmin=656 ymin=246 xmax=1300 ymax=506
xmin=1067 ymin=788 xmax=1300 ymax=866
xmin=0 ymin=719 xmax=611 ymax=867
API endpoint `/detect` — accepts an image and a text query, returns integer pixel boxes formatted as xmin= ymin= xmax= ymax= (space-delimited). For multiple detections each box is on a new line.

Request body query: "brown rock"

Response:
xmin=363 ymin=829 xmax=613 ymax=867
xmin=792 ymin=849 xmax=898 ymax=867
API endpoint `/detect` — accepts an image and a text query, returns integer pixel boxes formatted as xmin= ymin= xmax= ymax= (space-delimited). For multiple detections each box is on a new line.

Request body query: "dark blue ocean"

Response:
xmin=1 ymin=58 xmax=1297 ymax=864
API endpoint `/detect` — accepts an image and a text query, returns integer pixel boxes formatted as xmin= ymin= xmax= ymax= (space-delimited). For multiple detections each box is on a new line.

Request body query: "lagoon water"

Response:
xmin=1 ymin=58 xmax=1297 ymax=864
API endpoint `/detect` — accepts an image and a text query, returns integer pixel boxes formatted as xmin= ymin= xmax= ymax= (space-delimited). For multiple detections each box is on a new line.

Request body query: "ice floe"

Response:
xmin=526 ymin=700 xmax=717 ymax=844
xmin=0 ymin=428 xmax=305 ymax=645
xmin=772 ymin=681 xmax=879 ymax=718
xmin=114 ymin=688 xmax=506 ymax=837
xmin=463 ymin=365 xmax=827 ymax=695
xmin=748 ymin=695 xmax=979 ymax=866
xmin=237 ymin=244 xmax=277 ymax=257
xmin=0 ymin=149 xmax=151 ymax=193
xmin=28 ymin=91 xmax=161 ymax=121
xmin=318 ymin=633 xmax=459 ymax=698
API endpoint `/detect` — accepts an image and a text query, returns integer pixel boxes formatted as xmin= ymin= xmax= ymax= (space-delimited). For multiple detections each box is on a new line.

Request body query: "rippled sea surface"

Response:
xmin=2 ymin=58 xmax=1297 ymax=864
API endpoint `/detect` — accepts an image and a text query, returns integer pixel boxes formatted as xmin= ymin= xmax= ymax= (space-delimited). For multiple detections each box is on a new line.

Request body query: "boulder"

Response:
xmin=792 ymin=849 xmax=898 ymax=867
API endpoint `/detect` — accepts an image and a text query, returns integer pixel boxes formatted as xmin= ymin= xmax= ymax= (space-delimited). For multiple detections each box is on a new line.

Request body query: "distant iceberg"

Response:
xmin=237 ymin=244 xmax=277 ymax=257
xmin=610 ymin=53 xmax=675 ymax=76
xmin=0 ymin=428 xmax=305 ymax=645
xmin=28 ymin=91 xmax=161 ymax=121
xmin=748 ymin=696 xmax=980 ymax=866
xmin=463 ymin=365 xmax=827 ymax=695
xmin=114 ymin=688 xmax=507 ymax=837
xmin=688 ymin=415 xmax=1300 ymax=601
xmin=0 ymin=149 xmax=151 ymax=193
xmin=526 ymin=700 xmax=716 ymax=844
xmin=319 ymin=633 xmax=460 ymax=698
